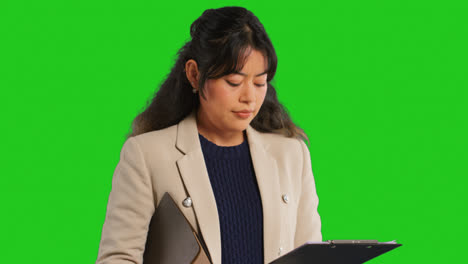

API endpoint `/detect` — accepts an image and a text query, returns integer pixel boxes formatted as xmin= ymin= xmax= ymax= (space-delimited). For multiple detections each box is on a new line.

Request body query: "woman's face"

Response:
xmin=197 ymin=49 xmax=268 ymax=136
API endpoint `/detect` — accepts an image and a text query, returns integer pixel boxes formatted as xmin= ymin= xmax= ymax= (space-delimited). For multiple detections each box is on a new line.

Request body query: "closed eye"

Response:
xmin=226 ymin=80 xmax=266 ymax=87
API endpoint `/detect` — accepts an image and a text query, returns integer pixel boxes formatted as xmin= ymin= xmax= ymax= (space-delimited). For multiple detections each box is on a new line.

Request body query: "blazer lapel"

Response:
xmin=175 ymin=110 xmax=283 ymax=264
xmin=246 ymin=125 xmax=283 ymax=263
xmin=175 ymin=110 xmax=221 ymax=264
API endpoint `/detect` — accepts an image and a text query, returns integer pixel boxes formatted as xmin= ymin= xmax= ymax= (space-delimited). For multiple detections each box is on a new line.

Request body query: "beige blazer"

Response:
xmin=96 ymin=110 xmax=322 ymax=264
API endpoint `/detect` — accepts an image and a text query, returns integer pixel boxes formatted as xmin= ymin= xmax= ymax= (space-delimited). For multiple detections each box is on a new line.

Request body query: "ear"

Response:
xmin=185 ymin=59 xmax=200 ymax=88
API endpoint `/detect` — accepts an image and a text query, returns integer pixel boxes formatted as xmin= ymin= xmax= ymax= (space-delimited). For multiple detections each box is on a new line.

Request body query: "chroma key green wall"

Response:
xmin=1 ymin=0 xmax=466 ymax=263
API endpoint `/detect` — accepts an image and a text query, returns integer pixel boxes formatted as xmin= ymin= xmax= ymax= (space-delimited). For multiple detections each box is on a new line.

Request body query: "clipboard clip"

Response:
xmin=327 ymin=240 xmax=379 ymax=246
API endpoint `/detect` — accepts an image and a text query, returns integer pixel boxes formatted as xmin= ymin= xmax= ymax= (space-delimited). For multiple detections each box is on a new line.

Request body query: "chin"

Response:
xmin=230 ymin=123 xmax=249 ymax=132
xmin=229 ymin=113 xmax=254 ymax=129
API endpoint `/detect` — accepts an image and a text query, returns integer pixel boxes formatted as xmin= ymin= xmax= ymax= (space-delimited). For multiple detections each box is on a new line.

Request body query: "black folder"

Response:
xmin=269 ymin=240 xmax=402 ymax=264
xmin=143 ymin=192 xmax=212 ymax=264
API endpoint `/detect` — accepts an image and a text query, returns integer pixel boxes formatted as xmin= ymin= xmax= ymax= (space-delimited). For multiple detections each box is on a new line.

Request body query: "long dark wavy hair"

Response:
xmin=127 ymin=6 xmax=309 ymax=143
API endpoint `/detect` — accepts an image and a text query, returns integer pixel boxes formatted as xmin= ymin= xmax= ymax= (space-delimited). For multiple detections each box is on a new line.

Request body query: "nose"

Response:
xmin=239 ymin=83 xmax=256 ymax=104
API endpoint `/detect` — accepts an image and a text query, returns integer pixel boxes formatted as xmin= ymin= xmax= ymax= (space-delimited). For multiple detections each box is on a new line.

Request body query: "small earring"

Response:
xmin=191 ymin=81 xmax=197 ymax=93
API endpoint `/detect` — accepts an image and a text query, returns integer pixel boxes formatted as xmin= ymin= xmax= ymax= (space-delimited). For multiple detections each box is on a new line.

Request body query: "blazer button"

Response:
xmin=278 ymin=247 xmax=283 ymax=255
xmin=182 ymin=197 xmax=192 ymax=207
xmin=282 ymin=194 xmax=289 ymax=204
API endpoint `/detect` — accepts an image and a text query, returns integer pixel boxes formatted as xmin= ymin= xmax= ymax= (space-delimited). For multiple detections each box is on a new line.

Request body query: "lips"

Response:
xmin=233 ymin=111 xmax=252 ymax=119
xmin=233 ymin=110 xmax=254 ymax=113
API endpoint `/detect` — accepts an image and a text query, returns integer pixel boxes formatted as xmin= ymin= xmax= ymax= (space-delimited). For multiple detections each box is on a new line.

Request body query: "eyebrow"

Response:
xmin=233 ymin=70 xmax=268 ymax=77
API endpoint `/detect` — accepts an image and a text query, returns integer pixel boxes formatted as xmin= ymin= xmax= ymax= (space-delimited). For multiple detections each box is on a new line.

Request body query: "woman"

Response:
xmin=96 ymin=6 xmax=321 ymax=264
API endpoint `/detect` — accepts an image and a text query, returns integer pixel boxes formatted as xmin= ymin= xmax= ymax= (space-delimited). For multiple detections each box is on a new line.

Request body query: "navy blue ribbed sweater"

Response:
xmin=198 ymin=132 xmax=264 ymax=264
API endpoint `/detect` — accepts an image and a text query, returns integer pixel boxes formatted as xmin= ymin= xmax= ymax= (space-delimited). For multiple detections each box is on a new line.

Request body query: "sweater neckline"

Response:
xmin=198 ymin=132 xmax=249 ymax=159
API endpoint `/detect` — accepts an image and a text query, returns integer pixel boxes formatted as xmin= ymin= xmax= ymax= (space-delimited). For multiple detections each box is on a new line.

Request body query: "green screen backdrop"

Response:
xmin=1 ymin=0 xmax=466 ymax=263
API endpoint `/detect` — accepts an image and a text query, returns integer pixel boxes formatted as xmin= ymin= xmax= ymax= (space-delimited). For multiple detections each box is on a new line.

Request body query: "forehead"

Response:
xmin=231 ymin=69 xmax=268 ymax=77
xmin=230 ymin=49 xmax=268 ymax=77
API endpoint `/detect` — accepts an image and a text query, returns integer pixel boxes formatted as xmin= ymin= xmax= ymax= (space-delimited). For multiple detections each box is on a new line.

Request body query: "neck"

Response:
xmin=196 ymin=109 xmax=245 ymax=147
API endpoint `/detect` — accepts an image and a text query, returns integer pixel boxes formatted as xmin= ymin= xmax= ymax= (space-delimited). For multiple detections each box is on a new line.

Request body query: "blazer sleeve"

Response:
xmin=294 ymin=139 xmax=322 ymax=246
xmin=96 ymin=137 xmax=155 ymax=264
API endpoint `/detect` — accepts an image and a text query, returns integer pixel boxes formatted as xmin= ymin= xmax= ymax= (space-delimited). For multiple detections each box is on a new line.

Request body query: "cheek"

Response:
xmin=204 ymin=82 xmax=233 ymax=109
xmin=216 ymin=88 xmax=233 ymax=103
xmin=211 ymin=89 xmax=233 ymax=111
xmin=257 ymin=87 xmax=267 ymax=103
